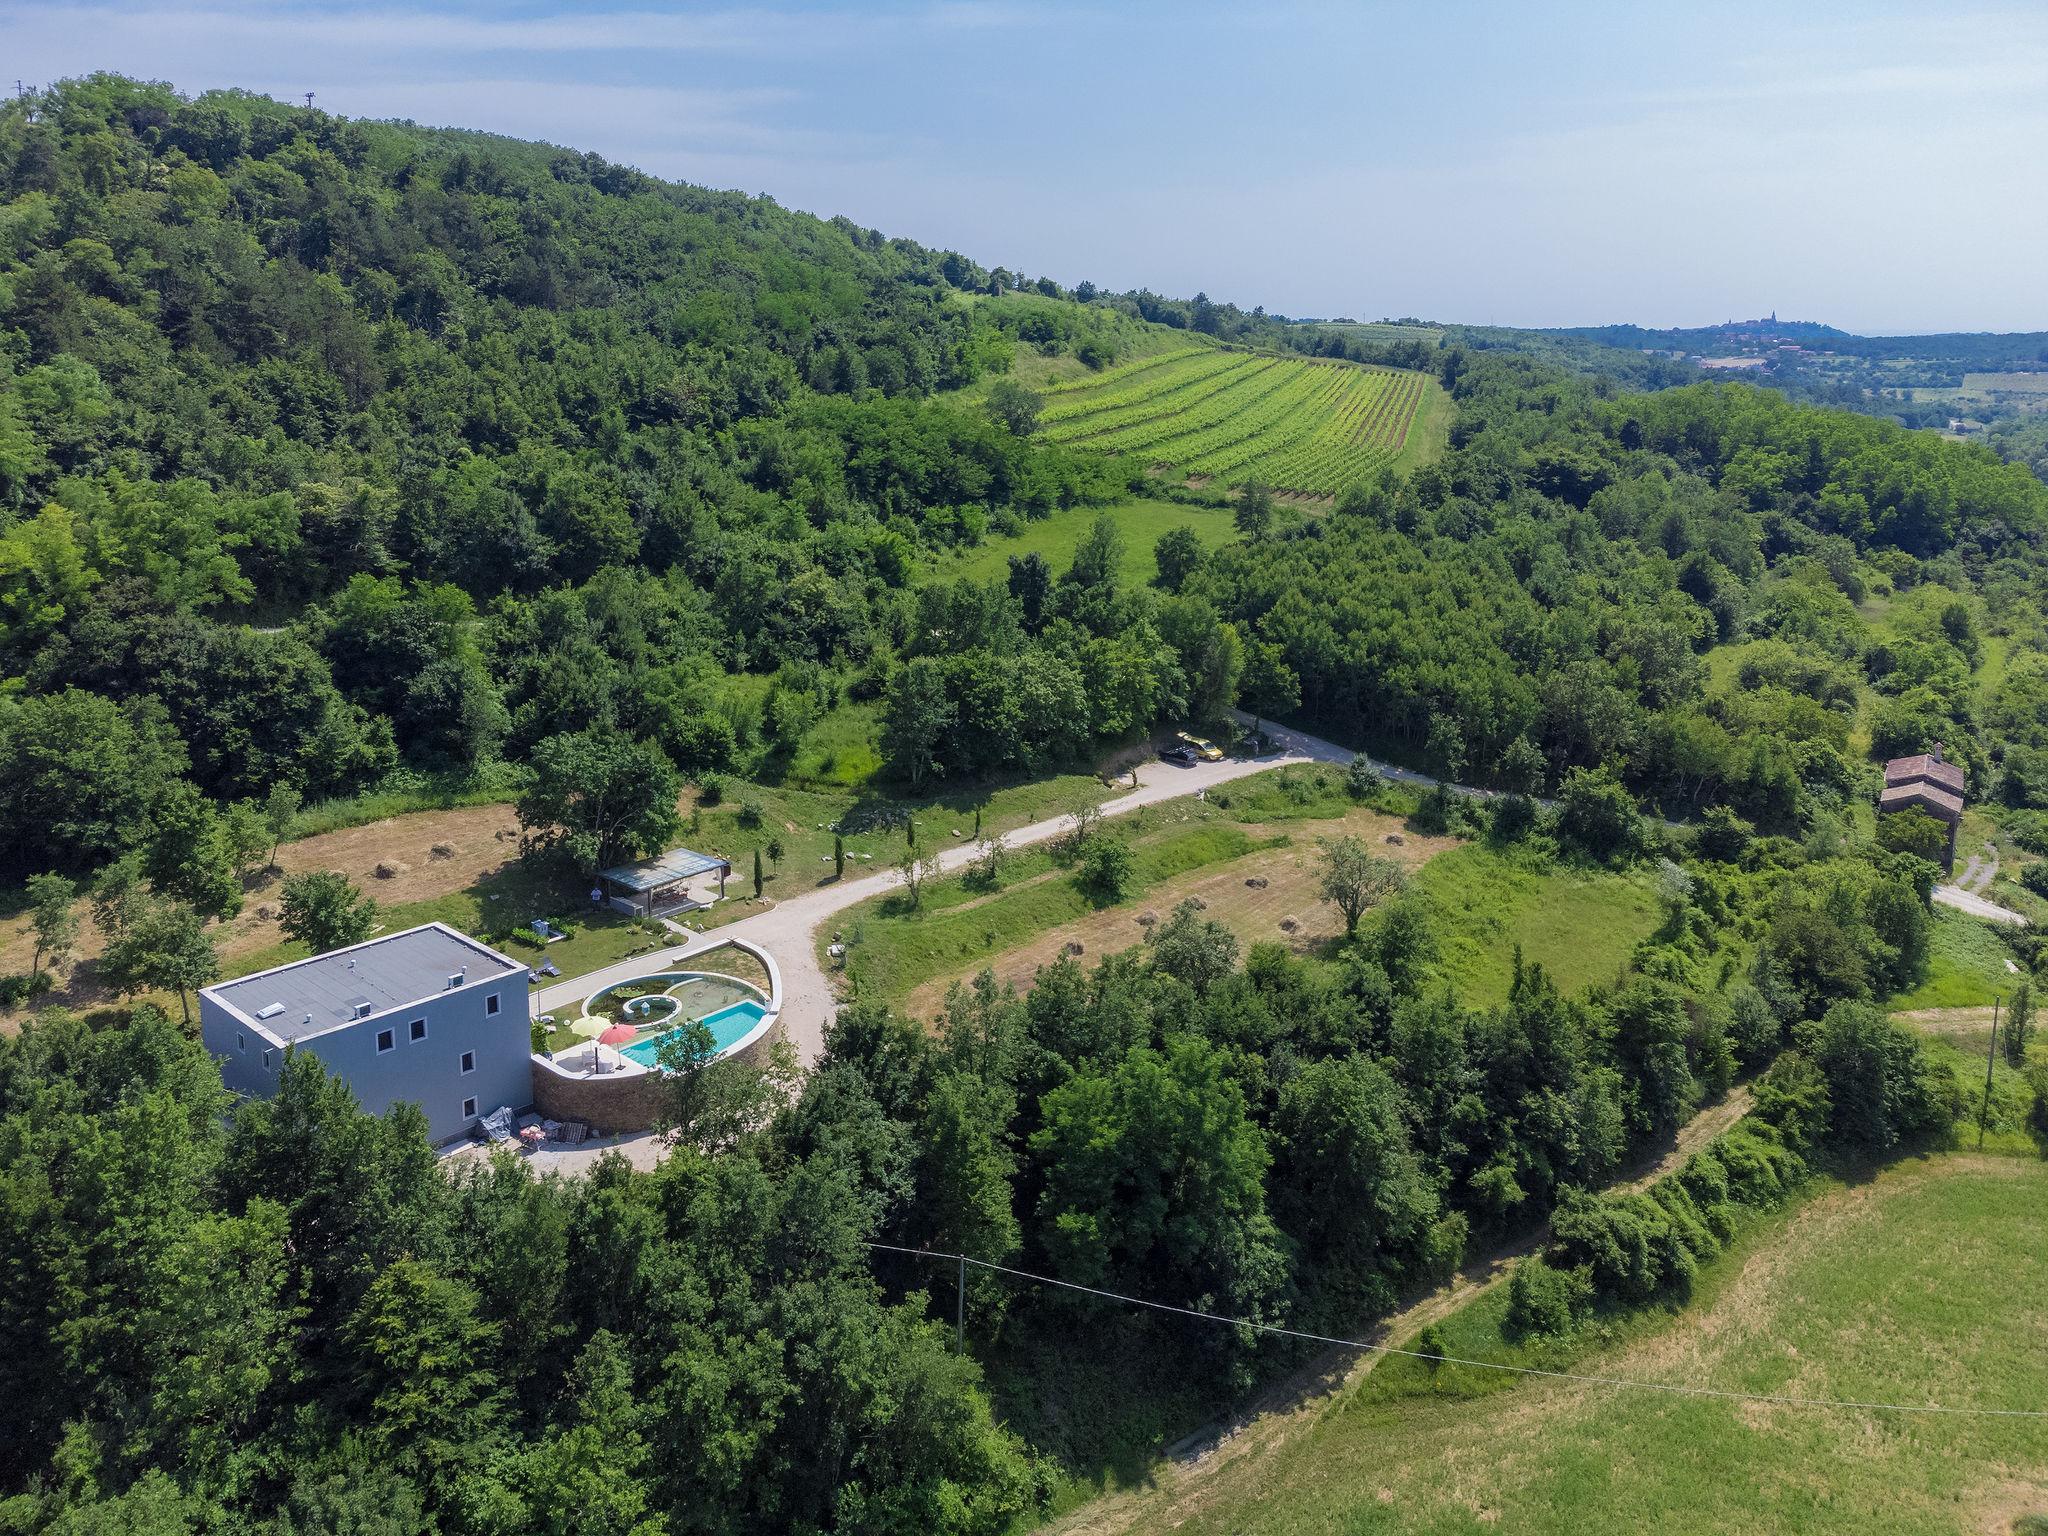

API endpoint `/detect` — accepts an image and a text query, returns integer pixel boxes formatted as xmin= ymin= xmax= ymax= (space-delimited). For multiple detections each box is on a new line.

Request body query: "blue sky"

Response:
xmin=8 ymin=1 xmax=2047 ymax=333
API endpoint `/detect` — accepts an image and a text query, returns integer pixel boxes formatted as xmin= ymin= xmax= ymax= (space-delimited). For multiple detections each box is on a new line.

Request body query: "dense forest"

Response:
xmin=1 ymin=75 xmax=2044 ymax=1534
xmin=0 ymin=77 xmax=1216 ymax=882
xmin=0 ymin=831 xmax=1971 ymax=1532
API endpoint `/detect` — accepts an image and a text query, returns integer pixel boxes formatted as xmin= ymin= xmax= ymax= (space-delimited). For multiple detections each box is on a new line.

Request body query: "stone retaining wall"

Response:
xmin=528 ymin=1013 xmax=785 ymax=1135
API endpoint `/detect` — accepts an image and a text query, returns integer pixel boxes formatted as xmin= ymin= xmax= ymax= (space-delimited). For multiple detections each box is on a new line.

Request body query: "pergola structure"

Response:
xmin=597 ymin=846 xmax=732 ymax=918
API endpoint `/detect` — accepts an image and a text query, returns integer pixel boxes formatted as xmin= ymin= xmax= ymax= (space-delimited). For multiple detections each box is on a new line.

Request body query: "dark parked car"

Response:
xmin=1159 ymin=743 xmax=1198 ymax=766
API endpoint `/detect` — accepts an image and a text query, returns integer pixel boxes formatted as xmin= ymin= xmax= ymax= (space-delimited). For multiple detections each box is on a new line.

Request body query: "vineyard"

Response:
xmin=1038 ymin=342 xmax=1438 ymax=494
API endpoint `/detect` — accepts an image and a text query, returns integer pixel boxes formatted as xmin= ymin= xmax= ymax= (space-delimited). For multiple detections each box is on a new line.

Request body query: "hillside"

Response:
xmin=1038 ymin=340 xmax=1443 ymax=494
xmin=8 ymin=72 xmax=2048 ymax=1536
xmin=1059 ymin=1154 xmax=2048 ymax=1536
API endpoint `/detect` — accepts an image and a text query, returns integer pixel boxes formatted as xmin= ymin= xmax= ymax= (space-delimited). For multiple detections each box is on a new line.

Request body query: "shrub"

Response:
xmin=1692 ymin=804 xmax=1754 ymax=864
xmin=696 ymin=773 xmax=726 ymax=806
xmin=1801 ymin=1000 xmax=1959 ymax=1152
xmin=1077 ymin=837 xmax=1134 ymax=902
xmin=1343 ymin=757 xmax=1376 ymax=806
xmin=736 ymin=801 xmax=764 ymax=830
xmin=1553 ymin=766 xmax=1642 ymax=863
xmin=1490 ymin=792 xmax=1538 ymax=841
xmin=963 ymin=835 xmax=1009 ymax=893
xmin=1410 ymin=783 xmax=1455 ymax=835
xmin=1504 ymin=1256 xmax=1592 ymax=1340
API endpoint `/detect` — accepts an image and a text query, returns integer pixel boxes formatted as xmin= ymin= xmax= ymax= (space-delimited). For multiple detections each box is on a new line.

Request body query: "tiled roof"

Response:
xmin=1883 ymin=754 xmax=1965 ymax=794
xmin=1879 ymin=782 xmax=1964 ymax=821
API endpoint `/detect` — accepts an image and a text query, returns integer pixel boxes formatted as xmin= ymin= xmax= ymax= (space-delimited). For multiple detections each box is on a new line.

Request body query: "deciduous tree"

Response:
xmin=280 ymin=870 xmax=379 ymax=954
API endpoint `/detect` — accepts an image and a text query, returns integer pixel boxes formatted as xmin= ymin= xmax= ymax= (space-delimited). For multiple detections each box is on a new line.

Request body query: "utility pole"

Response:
xmin=303 ymin=91 xmax=315 ymax=110
xmin=956 ymin=1254 xmax=966 ymax=1355
xmin=1979 ymin=993 xmax=2002 ymax=1150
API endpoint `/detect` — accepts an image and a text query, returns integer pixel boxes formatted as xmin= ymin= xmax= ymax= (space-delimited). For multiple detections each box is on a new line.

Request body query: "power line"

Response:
xmin=865 ymin=1240 xmax=2048 ymax=1421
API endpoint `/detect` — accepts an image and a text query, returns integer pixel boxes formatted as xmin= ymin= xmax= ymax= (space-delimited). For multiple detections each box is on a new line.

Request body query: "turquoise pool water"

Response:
xmin=620 ymin=999 xmax=769 ymax=1068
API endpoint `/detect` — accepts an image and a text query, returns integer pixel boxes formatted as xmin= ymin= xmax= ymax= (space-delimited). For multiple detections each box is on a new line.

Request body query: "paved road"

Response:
xmin=1933 ymin=883 xmax=2027 ymax=926
xmin=534 ymin=714 xmax=2032 ymax=1061
xmin=534 ymin=726 xmax=1351 ymax=1063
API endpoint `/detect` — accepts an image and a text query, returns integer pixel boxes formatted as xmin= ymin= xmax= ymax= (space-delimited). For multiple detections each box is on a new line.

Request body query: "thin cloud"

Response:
xmin=14 ymin=2 xmax=1029 ymax=58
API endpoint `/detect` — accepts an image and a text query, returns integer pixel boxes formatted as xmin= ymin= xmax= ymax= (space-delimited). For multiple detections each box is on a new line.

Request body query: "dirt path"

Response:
xmin=1895 ymin=1005 xmax=2000 ymax=1037
xmin=1972 ymin=843 xmax=2001 ymax=893
xmin=1042 ymin=1085 xmax=1752 ymax=1536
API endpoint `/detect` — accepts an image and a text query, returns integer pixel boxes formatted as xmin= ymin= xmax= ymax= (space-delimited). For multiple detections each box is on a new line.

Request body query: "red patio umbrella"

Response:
xmin=597 ymin=1024 xmax=637 ymax=1046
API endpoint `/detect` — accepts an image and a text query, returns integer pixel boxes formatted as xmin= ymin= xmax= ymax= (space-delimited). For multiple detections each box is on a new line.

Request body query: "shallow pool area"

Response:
xmin=620 ymin=999 xmax=770 ymax=1067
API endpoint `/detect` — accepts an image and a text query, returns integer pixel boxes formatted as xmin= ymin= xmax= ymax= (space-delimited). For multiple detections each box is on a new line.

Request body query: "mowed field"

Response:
xmin=1038 ymin=342 xmax=1445 ymax=494
xmin=931 ymin=497 xmax=1239 ymax=589
xmin=1065 ymin=1153 xmax=2048 ymax=1536
xmin=1960 ymin=371 xmax=2048 ymax=394
xmin=899 ymin=806 xmax=1456 ymax=1018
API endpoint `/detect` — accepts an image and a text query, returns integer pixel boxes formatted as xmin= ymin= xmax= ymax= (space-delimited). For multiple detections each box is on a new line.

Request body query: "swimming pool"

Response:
xmin=620 ymin=999 xmax=770 ymax=1068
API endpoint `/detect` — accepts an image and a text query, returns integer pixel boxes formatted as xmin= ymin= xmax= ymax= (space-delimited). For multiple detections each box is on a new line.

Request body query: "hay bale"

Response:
xmin=1385 ymin=833 xmax=1405 ymax=846
xmin=1245 ymin=876 xmax=1269 ymax=889
xmin=1064 ymin=941 xmax=1085 ymax=957
xmin=1279 ymin=915 xmax=1299 ymax=933
xmin=373 ymin=859 xmax=410 ymax=879
xmin=1188 ymin=896 xmax=1208 ymax=910
xmin=255 ymin=904 xmax=276 ymax=921
xmin=430 ymin=841 xmax=457 ymax=860
xmin=1136 ymin=911 xmax=1158 ymax=928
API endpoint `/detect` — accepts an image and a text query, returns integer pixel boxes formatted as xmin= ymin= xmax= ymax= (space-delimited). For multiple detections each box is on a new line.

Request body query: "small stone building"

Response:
xmin=1879 ymin=745 xmax=1965 ymax=870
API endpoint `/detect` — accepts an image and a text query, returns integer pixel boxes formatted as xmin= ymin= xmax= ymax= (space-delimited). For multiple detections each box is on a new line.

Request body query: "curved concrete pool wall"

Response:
xmin=530 ymin=937 xmax=784 ymax=1134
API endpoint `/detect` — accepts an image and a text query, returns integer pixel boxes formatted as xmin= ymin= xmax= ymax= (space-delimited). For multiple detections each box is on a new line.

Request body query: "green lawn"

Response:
xmin=1888 ymin=906 xmax=2021 ymax=1010
xmin=927 ymin=497 xmax=1239 ymax=591
xmin=835 ymin=817 xmax=1268 ymax=1007
xmin=685 ymin=772 xmax=1119 ymax=907
xmin=1405 ymin=844 xmax=1663 ymax=1006
xmin=830 ymin=763 xmax=1420 ymax=1008
xmin=1103 ymin=1152 xmax=2048 ymax=1536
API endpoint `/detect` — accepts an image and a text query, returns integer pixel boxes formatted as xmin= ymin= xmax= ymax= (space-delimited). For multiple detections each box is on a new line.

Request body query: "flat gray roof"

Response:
xmin=598 ymin=846 xmax=731 ymax=892
xmin=206 ymin=922 xmax=523 ymax=1043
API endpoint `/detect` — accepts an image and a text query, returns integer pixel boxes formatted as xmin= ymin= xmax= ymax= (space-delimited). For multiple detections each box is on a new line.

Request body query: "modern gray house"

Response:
xmin=199 ymin=922 xmax=530 ymax=1144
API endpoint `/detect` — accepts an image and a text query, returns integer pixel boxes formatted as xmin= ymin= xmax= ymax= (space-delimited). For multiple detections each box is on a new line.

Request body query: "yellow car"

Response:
xmin=1176 ymin=730 xmax=1224 ymax=762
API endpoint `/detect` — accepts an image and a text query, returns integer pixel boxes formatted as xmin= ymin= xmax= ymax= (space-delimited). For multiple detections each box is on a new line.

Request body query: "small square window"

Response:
xmin=376 ymin=1027 xmax=395 ymax=1053
xmin=485 ymin=993 xmax=501 ymax=1017
xmin=460 ymin=1050 xmax=476 ymax=1075
xmin=462 ymin=1096 xmax=478 ymax=1119
xmin=409 ymin=1017 xmax=427 ymax=1042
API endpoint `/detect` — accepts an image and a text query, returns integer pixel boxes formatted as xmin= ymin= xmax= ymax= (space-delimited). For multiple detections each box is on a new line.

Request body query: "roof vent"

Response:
xmin=255 ymin=1002 xmax=285 ymax=1020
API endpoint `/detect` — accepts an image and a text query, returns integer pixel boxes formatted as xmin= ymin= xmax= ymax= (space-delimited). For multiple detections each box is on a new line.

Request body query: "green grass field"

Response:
xmin=1095 ymin=1153 xmax=2048 ymax=1536
xmin=1888 ymin=906 xmax=2020 ymax=1010
xmin=832 ymin=763 xmax=1422 ymax=1008
xmin=929 ymin=498 xmax=1240 ymax=590
xmin=834 ymin=816 xmax=1269 ymax=1007
xmin=1038 ymin=341 xmax=1445 ymax=494
xmin=1405 ymin=844 xmax=1663 ymax=1006
xmin=1961 ymin=371 xmax=2048 ymax=394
